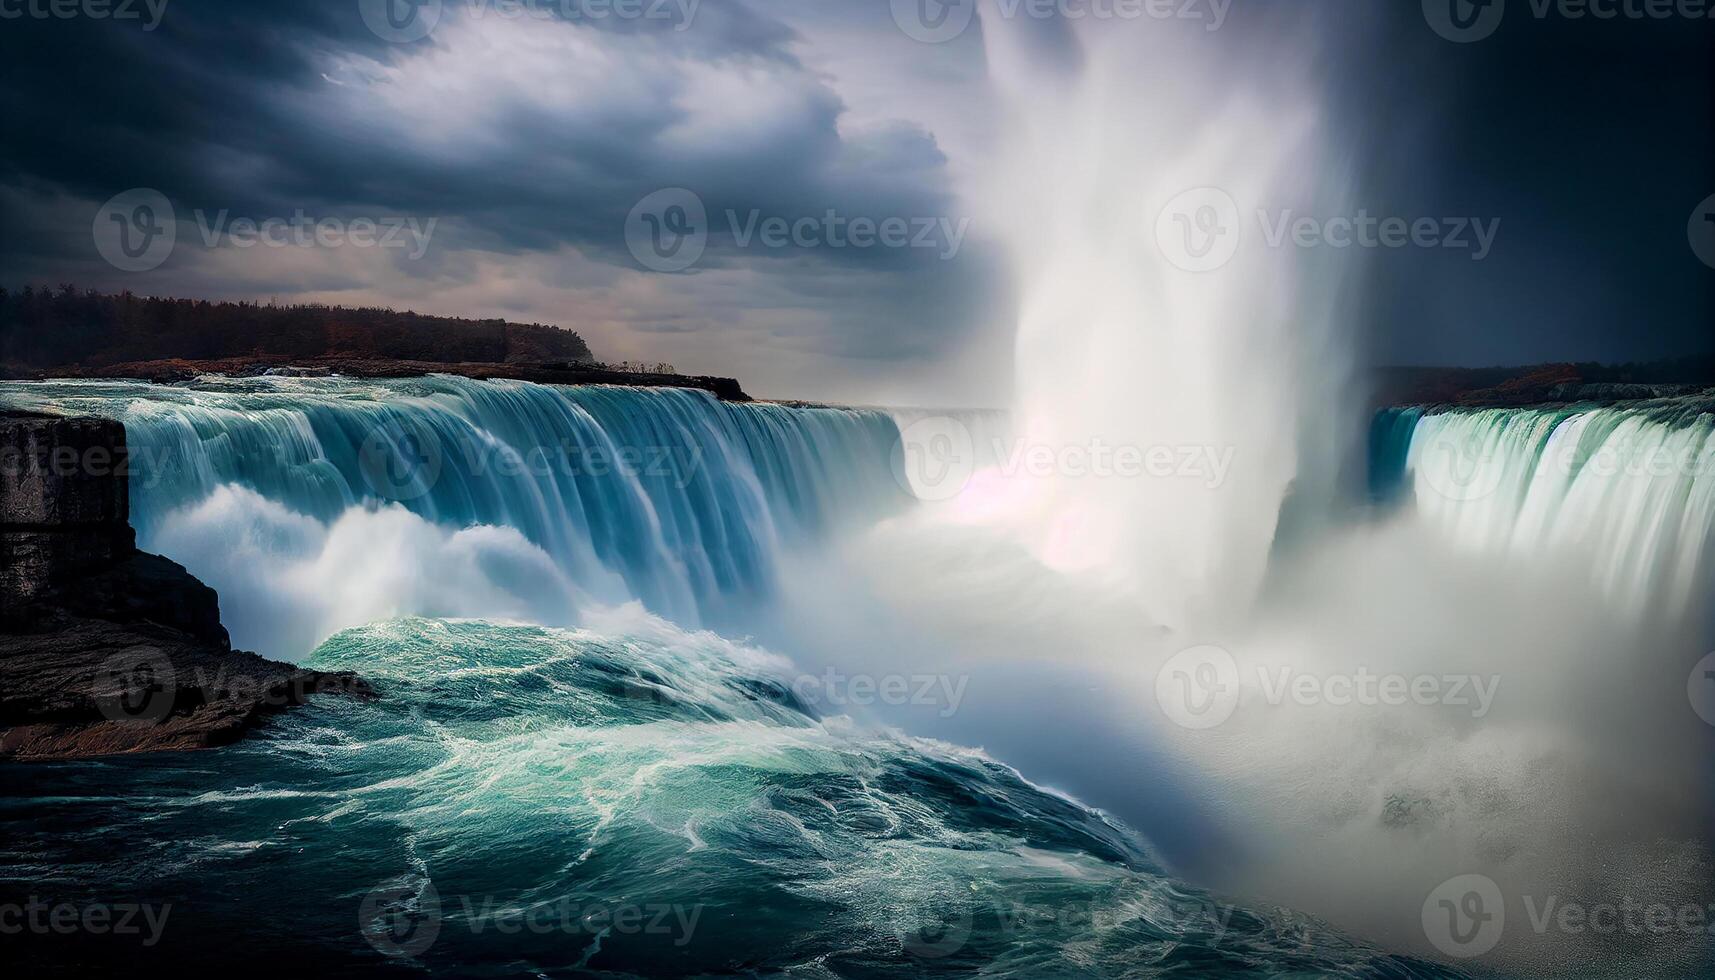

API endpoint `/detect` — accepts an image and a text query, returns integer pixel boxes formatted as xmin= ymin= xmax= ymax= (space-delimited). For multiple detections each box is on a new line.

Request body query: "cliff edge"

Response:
xmin=0 ymin=410 xmax=368 ymax=761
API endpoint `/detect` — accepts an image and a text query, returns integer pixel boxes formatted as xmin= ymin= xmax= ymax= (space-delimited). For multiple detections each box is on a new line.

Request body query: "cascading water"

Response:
xmin=894 ymin=12 xmax=1715 ymax=976
xmin=0 ymin=15 xmax=1709 ymax=978
xmin=0 ymin=376 xmax=909 ymax=657
xmin=1373 ymin=399 xmax=1715 ymax=619
xmin=0 ymin=376 xmax=1473 ymax=979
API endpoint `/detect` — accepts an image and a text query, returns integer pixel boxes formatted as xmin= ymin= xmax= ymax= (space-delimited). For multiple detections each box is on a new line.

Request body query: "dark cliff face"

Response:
xmin=1 ymin=411 xmax=134 ymax=603
xmin=0 ymin=411 xmax=368 ymax=761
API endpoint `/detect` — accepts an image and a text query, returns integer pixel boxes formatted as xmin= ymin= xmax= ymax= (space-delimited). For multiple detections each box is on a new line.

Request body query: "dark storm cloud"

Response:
xmin=4 ymin=0 xmax=1704 ymax=396
xmin=1333 ymin=1 xmax=1713 ymax=366
xmin=0 ymin=0 xmax=984 ymax=384
xmin=0 ymin=0 xmax=945 ymax=255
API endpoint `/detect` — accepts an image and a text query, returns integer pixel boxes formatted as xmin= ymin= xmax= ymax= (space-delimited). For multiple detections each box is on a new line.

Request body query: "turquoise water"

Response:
xmin=0 ymin=616 xmax=1463 ymax=978
xmin=1371 ymin=398 xmax=1715 ymax=618
xmin=15 ymin=378 xmax=1711 ymax=975
xmin=0 ymin=377 xmax=910 ymax=655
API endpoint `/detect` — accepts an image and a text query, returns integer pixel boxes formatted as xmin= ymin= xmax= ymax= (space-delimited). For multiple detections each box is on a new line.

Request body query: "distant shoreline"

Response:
xmin=1375 ymin=357 xmax=1715 ymax=408
xmin=0 ymin=356 xmax=751 ymax=402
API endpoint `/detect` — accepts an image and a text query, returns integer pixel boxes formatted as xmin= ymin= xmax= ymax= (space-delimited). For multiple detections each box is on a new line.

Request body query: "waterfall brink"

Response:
xmin=0 ymin=376 xmax=909 ymax=657
xmin=1373 ymin=399 xmax=1715 ymax=619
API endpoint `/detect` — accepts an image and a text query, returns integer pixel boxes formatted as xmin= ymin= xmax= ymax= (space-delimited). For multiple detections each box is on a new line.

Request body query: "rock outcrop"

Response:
xmin=1 ymin=410 xmax=369 ymax=761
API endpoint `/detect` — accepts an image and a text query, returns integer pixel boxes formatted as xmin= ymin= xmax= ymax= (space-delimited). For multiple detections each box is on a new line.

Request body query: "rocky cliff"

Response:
xmin=0 ymin=410 xmax=368 ymax=760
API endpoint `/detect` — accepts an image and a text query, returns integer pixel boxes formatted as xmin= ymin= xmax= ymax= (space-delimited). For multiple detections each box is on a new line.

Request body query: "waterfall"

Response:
xmin=1373 ymin=399 xmax=1715 ymax=619
xmin=0 ymin=376 xmax=910 ymax=656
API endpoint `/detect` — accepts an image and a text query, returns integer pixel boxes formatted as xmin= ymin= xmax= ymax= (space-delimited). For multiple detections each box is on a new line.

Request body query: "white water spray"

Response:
xmin=881 ymin=12 xmax=1715 ymax=976
xmin=969 ymin=12 xmax=1357 ymax=631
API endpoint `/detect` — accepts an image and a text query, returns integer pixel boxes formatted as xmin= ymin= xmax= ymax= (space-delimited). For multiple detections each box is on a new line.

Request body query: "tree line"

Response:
xmin=0 ymin=285 xmax=593 ymax=368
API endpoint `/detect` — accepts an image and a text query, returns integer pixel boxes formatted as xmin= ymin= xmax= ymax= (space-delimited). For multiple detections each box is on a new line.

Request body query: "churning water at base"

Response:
xmin=3 ymin=376 xmax=1712 ymax=975
xmin=0 ymin=614 xmax=1463 ymax=978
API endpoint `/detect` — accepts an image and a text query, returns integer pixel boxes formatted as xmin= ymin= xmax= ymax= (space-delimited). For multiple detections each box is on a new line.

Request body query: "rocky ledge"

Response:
xmin=12 ymin=356 xmax=752 ymax=402
xmin=1 ymin=410 xmax=369 ymax=761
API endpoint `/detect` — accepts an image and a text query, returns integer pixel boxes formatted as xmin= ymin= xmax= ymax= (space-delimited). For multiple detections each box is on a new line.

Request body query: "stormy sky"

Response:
xmin=0 ymin=0 xmax=1708 ymax=401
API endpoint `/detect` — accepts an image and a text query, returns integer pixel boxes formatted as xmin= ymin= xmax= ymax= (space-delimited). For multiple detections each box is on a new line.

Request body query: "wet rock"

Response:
xmin=0 ymin=410 xmax=370 ymax=761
